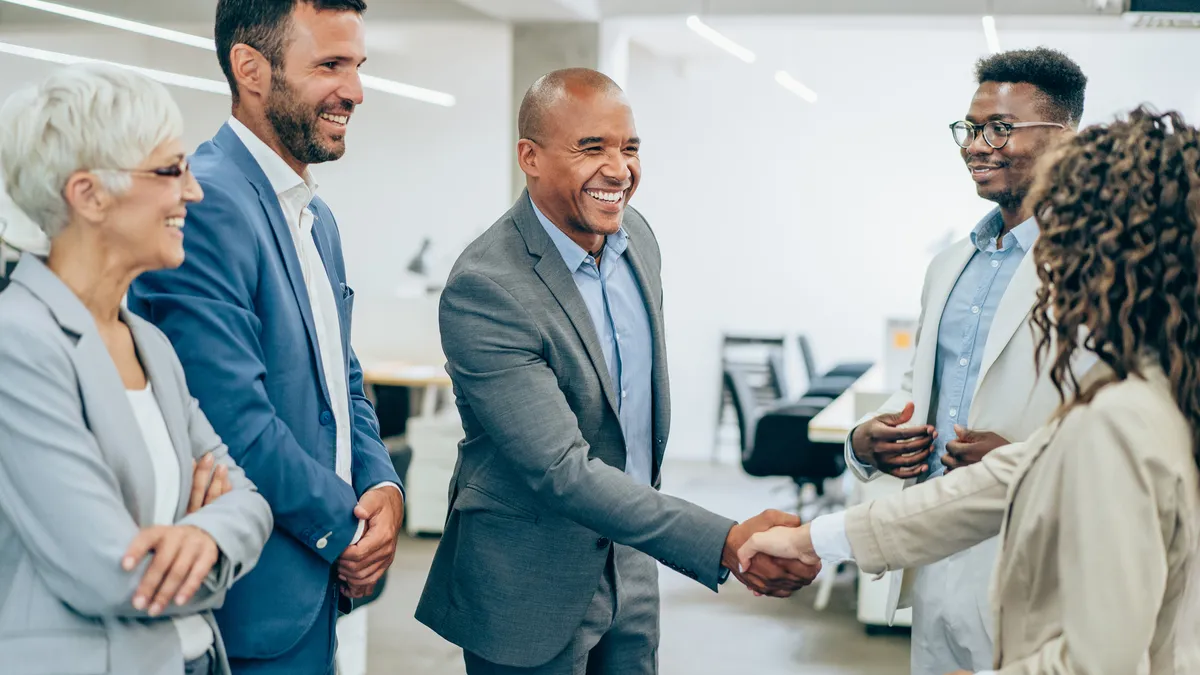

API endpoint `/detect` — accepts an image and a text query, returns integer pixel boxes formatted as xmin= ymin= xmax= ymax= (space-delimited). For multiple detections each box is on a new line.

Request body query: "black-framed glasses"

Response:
xmin=950 ymin=120 xmax=1066 ymax=149
xmin=102 ymin=158 xmax=191 ymax=179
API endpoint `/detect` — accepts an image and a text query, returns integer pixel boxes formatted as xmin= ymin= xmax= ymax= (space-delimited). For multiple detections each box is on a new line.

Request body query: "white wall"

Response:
xmin=621 ymin=16 xmax=1200 ymax=460
xmin=0 ymin=21 xmax=513 ymax=365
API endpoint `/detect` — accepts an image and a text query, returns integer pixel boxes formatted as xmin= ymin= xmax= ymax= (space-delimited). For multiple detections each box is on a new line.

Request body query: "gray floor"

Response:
xmin=365 ymin=460 xmax=910 ymax=674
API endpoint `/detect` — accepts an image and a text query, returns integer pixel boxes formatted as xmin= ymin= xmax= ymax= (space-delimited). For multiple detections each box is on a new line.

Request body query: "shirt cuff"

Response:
xmin=845 ymin=432 xmax=877 ymax=478
xmin=368 ymin=481 xmax=403 ymax=498
xmin=350 ymin=518 xmax=367 ymax=545
xmin=809 ymin=512 xmax=855 ymax=564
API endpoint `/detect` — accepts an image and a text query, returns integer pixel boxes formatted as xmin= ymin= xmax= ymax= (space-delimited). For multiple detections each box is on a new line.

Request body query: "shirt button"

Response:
xmin=971 ymin=306 xmax=980 ymax=314
xmin=949 ymin=408 xmax=958 ymax=418
xmin=959 ymin=358 xmax=969 ymax=367
xmin=621 ymin=390 xmax=627 ymax=398
xmin=991 ymin=260 xmax=1000 ymax=268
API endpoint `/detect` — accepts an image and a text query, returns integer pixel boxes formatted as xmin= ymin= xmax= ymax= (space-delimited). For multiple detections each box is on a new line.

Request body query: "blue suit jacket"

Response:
xmin=128 ymin=124 xmax=401 ymax=661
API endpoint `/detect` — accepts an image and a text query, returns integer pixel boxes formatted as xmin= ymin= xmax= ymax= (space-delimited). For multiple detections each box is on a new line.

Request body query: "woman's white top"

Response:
xmin=127 ymin=384 xmax=215 ymax=661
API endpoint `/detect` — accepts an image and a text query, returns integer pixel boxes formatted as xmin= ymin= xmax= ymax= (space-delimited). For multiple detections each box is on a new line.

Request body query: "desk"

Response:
xmin=363 ymin=361 xmax=451 ymax=418
xmin=807 ymin=366 xmax=913 ymax=630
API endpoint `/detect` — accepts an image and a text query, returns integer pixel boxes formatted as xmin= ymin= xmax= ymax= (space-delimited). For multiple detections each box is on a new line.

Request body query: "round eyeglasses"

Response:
xmin=950 ymin=120 xmax=1066 ymax=149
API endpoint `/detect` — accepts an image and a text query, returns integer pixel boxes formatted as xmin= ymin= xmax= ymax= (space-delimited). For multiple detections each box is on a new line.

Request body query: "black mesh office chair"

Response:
xmin=726 ymin=367 xmax=845 ymax=491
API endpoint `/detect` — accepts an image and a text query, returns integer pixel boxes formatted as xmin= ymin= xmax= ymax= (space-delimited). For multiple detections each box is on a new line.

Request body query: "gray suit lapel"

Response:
xmin=11 ymin=255 xmax=156 ymax=525
xmin=125 ymin=313 xmax=194 ymax=523
xmin=512 ymin=193 xmax=622 ymax=418
xmin=623 ymin=237 xmax=670 ymax=472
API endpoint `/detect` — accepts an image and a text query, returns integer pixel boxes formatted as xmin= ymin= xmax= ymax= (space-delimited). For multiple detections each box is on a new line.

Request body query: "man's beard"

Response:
xmin=265 ymin=73 xmax=348 ymax=166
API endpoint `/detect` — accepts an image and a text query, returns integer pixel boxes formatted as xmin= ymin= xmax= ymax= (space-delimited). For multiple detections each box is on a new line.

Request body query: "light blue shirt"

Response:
xmin=846 ymin=209 xmax=1039 ymax=481
xmin=925 ymin=209 xmax=1039 ymax=479
xmin=530 ymin=198 xmax=654 ymax=486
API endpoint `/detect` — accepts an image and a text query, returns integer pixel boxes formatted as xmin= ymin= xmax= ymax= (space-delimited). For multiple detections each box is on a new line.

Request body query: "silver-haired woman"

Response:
xmin=0 ymin=64 xmax=272 ymax=675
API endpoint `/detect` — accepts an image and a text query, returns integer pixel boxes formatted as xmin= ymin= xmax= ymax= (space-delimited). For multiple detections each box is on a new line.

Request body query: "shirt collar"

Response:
xmin=528 ymin=195 xmax=629 ymax=272
xmin=970 ymin=207 xmax=1040 ymax=254
xmin=227 ymin=116 xmax=318 ymax=199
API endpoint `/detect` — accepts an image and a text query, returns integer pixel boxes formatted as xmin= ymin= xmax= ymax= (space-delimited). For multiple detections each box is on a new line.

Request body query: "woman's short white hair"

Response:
xmin=0 ymin=63 xmax=184 ymax=240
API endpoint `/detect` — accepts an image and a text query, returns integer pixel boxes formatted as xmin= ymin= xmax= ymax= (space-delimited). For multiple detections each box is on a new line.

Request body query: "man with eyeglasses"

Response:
xmin=820 ymin=47 xmax=1093 ymax=675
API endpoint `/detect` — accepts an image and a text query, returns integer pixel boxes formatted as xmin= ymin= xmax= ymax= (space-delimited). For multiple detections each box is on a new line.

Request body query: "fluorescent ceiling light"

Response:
xmin=0 ymin=0 xmax=215 ymax=48
xmin=982 ymin=15 xmax=1001 ymax=54
xmin=686 ymin=15 xmax=756 ymax=64
xmin=774 ymin=70 xmax=818 ymax=104
xmin=0 ymin=0 xmax=456 ymax=106
xmin=0 ymin=40 xmax=230 ymax=94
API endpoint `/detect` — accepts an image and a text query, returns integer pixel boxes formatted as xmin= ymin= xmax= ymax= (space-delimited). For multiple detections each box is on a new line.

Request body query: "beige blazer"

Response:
xmin=845 ymin=233 xmax=1097 ymax=619
xmin=844 ymin=363 xmax=1200 ymax=674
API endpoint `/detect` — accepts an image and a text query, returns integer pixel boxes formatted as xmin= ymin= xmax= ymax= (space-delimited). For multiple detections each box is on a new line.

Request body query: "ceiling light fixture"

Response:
xmin=0 ymin=0 xmax=457 ymax=106
xmin=0 ymin=40 xmax=230 ymax=94
xmin=982 ymin=15 xmax=1001 ymax=53
xmin=774 ymin=70 xmax=818 ymax=103
xmin=0 ymin=0 xmax=215 ymax=48
xmin=685 ymin=15 xmax=756 ymax=64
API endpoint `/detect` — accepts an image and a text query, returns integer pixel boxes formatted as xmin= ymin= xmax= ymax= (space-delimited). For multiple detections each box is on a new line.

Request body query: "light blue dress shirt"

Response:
xmin=923 ymin=209 xmax=1038 ymax=479
xmin=530 ymin=198 xmax=655 ymax=486
xmin=846 ymin=209 xmax=1039 ymax=480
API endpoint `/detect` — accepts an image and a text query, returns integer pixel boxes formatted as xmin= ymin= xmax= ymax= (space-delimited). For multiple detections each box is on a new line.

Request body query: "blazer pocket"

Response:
xmin=453 ymin=483 xmax=539 ymax=523
xmin=0 ymin=631 xmax=108 ymax=674
xmin=338 ymin=284 xmax=356 ymax=344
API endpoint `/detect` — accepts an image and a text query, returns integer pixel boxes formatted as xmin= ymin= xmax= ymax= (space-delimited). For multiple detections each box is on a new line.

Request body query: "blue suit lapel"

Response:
xmin=307 ymin=203 xmax=351 ymax=371
xmin=212 ymin=124 xmax=331 ymax=408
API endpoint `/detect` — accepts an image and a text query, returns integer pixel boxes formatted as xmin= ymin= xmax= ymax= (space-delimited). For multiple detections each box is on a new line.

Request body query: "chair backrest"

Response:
xmin=722 ymin=367 xmax=762 ymax=456
xmin=796 ymin=334 xmax=819 ymax=382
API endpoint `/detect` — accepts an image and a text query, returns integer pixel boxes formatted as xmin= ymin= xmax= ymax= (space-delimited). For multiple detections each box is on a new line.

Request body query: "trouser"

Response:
xmin=229 ymin=580 xmax=339 ymax=675
xmin=464 ymin=544 xmax=660 ymax=675
xmin=184 ymin=647 xmax=215 ymax=675
xmin=910 ymin=536 xmax=999 ymax=675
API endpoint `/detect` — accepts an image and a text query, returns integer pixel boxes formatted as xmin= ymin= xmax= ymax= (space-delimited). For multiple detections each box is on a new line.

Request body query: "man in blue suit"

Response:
xmin=129 ymin=1 xmax=403 ymax=673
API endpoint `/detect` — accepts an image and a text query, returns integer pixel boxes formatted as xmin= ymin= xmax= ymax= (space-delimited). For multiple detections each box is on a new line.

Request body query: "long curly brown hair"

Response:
xmin=1029 ymin=106 xmax=1200 ymax=466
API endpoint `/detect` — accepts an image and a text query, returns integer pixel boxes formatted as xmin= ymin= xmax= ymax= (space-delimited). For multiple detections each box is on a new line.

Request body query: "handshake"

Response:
xmin=723 ymin=509 xmax=823 ymax=597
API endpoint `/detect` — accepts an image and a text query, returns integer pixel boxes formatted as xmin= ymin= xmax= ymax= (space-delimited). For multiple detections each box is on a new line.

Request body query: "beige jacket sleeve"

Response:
xmin=844 ymin=439 xmax=1027 ymax=574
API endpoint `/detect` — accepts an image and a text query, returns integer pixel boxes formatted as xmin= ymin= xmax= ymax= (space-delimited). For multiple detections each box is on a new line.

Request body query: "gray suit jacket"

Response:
xmin=0 ymin=254 xmax=273 ymax=675
xmin=415 ymin=192 xmax=736 ymax=668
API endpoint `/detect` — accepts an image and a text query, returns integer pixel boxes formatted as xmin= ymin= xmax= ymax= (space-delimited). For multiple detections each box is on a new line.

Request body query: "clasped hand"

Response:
xmin=337 ymin=487 xmax=405 ymax=599
xmin=121 ymin=453 xmax=228 ymax=616
xmin=722 ymin=509 xmax=821 ymax=597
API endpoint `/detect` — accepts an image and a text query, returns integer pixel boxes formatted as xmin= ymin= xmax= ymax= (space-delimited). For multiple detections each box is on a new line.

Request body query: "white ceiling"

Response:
xmin=0 ymin=0 xmax=1128 ymax=29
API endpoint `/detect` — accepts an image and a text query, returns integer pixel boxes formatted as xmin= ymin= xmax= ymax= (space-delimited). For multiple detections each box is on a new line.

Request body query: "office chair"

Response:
xmin=726 ymin=367 xmax=845 ymax=489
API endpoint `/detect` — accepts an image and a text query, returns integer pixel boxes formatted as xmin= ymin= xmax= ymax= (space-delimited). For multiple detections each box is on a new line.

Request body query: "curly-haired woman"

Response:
xmin=740 ymin=106 xmax=1200 ymax=675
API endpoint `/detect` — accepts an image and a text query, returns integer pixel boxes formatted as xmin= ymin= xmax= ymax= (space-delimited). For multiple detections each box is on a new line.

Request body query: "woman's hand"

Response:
xmin=187 ymin=453 xmax=231 ymax=514
xmin=122 ymin=525 xmax=219 ymax=616
xmin=736 ymin=522 xmax=821 ymax=572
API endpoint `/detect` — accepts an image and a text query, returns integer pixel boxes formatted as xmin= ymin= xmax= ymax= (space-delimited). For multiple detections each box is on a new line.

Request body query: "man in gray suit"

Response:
xmin=415 ymin=68 xmax=818 ymax=675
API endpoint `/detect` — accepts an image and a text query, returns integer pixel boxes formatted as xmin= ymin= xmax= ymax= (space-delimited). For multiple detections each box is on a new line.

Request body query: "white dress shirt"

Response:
xmin=228 ymin=118 xmax=398 ymax=544
xmin=127 ymin=385 xmax=215 ymax=661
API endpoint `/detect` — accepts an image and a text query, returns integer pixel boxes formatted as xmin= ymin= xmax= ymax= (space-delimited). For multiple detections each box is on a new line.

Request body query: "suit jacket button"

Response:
xmin=319 ymin=411 xmax=333 ymax=426
xmin=316 ymin=535 xmax=329 ymax=550
xmin=596 ymin=537 xmax=610 ymax=549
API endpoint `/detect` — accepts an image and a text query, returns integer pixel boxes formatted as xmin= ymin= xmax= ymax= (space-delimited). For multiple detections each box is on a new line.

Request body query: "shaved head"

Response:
xmin=515 ymin=67 xmax=640 ymax=255
xmin=518 ymin=68 xmax=624 ymax=143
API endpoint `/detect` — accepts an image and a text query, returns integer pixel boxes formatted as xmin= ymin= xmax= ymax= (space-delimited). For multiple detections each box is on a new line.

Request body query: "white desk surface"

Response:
xmin=807 ymin=365 xmax=887 ymax=444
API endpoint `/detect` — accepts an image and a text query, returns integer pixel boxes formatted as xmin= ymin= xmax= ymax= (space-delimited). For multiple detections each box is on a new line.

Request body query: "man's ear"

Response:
xmin=229 ymin=43 xmax=272 ymax=101
xmin=516 ymin=138 xmax=540 ymax=179
xmin=62 ymin=171 xmax=109 ymax=225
